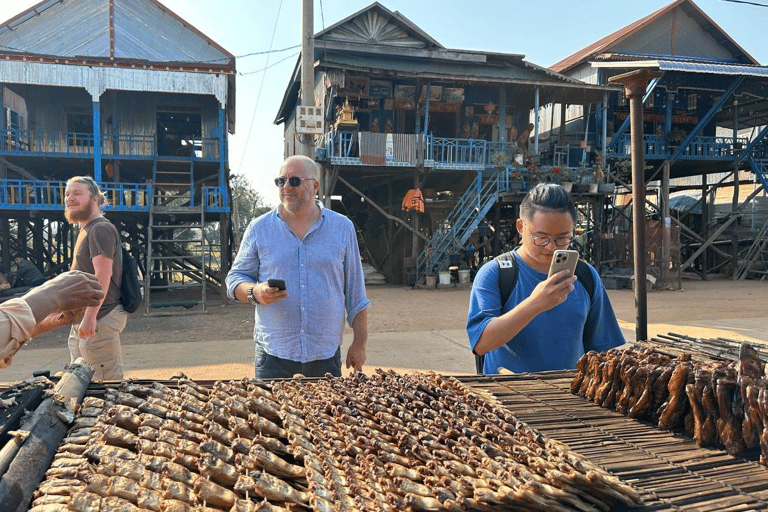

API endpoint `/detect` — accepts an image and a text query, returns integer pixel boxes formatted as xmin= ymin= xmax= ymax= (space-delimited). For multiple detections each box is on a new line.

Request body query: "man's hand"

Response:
xmin=30 ymin=309 xmax=86 ymax=339
xmin=77 ymin=314 xmax=98 ymax=340
xmin=345 ymin=341 xmax=366 ymax=372
xmin=23 ymin=271 xmax=104 ymax=324
xmin=251 ymin=282 xmax=288 ymax=305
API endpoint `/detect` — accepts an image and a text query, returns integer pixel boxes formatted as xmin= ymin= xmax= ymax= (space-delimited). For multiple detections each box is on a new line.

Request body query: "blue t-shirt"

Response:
xmin=466 ymin=252 xmax=625 ymax=373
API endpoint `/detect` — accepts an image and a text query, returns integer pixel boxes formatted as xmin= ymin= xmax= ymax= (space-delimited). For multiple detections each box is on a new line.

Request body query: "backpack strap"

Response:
xmin=574 ymin=260 xmax=595 ymax=301
xmin=475 ymin=250 xmax=519 ymax=374
xmin=495 ymin=250 xmax=519 ymax=307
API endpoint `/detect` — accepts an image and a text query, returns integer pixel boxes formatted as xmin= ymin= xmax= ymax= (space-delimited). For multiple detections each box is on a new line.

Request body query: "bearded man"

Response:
xmin=65 ymin=176 xmax=127 ymax=381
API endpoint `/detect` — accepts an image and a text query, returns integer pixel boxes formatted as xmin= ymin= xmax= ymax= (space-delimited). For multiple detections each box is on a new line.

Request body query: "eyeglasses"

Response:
xmin=274 ymin=176 xmax=316 ymax=188
xmin=530 ymin=235 xmax=574 ymax=247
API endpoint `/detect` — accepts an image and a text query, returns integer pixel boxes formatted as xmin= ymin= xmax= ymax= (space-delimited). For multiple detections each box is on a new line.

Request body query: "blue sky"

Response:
xmin=1 ymin=0 xmax=765 ymax=206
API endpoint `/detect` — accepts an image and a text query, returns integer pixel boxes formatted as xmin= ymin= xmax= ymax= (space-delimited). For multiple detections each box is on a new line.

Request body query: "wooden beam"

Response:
xmin=679 ymin=187 xmax=763 ymax=272
xmin=336 ymin=175 xmax=428 ymax=242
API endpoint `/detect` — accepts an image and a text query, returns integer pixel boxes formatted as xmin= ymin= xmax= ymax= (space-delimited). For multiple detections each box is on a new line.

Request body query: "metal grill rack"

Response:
xmin=462 ymin=371 xmax=768 ymax=511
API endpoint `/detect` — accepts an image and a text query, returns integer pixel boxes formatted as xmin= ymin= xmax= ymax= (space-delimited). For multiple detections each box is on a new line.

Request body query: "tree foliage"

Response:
xmin=230 ymin=174 xmax=271 ymax=246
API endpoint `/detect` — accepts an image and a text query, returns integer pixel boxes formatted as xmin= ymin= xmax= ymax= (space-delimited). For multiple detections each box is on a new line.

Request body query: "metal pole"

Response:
xmin=609 ymin=70 xmax=660 ymax=342
xmin=601 ymin=90 xmax=608 ymax=164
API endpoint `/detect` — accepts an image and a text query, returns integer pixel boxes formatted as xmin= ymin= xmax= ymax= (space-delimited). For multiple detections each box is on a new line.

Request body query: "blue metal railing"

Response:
xmin=323 ymin=130 xmax=520 ymax=168
xmin=747 ymin=157 xmax=768 ymax=197
xmin=0 ymin=179 xmax=151 ymax=211
xmin=427 ymin=137 xmax=488 ymax=165
xmin=322 ymin=129 xmax=759 ymax=171
xmin=0 ymin=179 xmax=228 ymax=213
xmin=203 ymin=186 xmax=227 ymax=212
xmin=608 ymin=134 xmax=749 ymax=160
xmin=0 ymin=129 xmax=221 ymax=161
xmin=0 ymin=129 xmax=95 ymax=155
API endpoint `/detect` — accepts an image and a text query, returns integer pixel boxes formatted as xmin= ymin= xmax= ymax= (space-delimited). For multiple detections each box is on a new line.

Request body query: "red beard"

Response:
xmin=65 ymin=203 xmax=97 ymax=223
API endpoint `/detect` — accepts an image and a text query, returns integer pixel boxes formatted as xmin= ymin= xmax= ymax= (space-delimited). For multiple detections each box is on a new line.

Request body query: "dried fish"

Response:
xmin=234 ymin=472 xmax=310 ymax=505
xmin=193 ymin=475 xmax=238 ymax=508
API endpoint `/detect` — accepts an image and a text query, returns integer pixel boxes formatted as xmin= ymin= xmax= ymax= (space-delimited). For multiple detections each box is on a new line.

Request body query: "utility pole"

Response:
xmin=300 ymin=0 xmax=315 ymax=158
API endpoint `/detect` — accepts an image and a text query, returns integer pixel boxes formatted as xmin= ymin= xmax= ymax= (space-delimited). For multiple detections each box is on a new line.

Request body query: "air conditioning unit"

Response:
xmin=296 ymin=105 xmax=324 ymax=135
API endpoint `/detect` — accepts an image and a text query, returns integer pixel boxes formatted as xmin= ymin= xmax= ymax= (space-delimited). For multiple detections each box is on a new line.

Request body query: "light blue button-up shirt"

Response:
xmin=225 ymin=202 xmax=370 ymax=363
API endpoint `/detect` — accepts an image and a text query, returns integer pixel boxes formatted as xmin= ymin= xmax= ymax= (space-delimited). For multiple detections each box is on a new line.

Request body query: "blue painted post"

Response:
xmin=219 ymin=107 xmax=228 ymax=208
xmin=476 ymin=170 xmax=482 ymax=212
xmin=93 ymin=102 xmax=102 ymax=181
xmin=533 ymin=87 xmax=540 ymax=156
xmin=424 ymin=84 xmax=431 ymax=139
xmin=665 ymin=92 xmax=673 ymax=137
xmin=499 ymin=87 xmax=507 ymax=143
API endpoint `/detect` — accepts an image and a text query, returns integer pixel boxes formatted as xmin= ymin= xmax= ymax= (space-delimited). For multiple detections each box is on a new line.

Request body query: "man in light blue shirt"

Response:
xmin=226 ymin=155 xmax=370 ymax=379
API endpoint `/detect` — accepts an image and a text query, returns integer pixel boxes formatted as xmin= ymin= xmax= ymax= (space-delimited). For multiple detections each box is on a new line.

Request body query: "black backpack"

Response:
xmin=119 ymin=247 xmax=142 ymax=314
xmin=474 ymin=250 xmax=595 ymax=374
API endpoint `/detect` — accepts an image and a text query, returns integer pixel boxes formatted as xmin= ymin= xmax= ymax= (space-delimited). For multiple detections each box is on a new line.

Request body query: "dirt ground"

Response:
xmin=28 ymin=276 xmax=766 ymax=349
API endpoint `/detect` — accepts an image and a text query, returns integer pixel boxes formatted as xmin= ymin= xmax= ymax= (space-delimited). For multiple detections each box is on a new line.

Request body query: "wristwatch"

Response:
xmin=247 ymin=286 xmax=259 ymax=305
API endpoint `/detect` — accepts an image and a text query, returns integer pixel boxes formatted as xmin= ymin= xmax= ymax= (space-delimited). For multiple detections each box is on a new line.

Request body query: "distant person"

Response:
xmin=226 ymin=155 xmax=370 ymax=379
xmin=176 ymin=135 xmax=194 ymax=156
xmin=467 ymin=183 xmax=624 ymax=374
xmin=10 ymin=254 xmax=46 ymax=288
xmin=0 ymin=271 xmax=103 ymax=368
xmin=517 ymin=122 xmax=534 ymax=157
xmin=65 ymin=176 xmax=127 ymax=381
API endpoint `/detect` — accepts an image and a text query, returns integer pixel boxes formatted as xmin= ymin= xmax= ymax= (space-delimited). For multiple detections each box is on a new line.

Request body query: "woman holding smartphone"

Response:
xmin=466 ymin=183 xmax=625 ymax=374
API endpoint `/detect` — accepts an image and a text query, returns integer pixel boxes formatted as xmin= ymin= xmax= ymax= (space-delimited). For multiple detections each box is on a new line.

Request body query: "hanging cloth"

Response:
xmin=401 ymin=188 xmax=425 ymax=213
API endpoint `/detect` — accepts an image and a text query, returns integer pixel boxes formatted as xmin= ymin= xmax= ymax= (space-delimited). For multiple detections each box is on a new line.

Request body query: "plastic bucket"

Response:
xmin=458 ymin=269 xmax=470 ymax=284
xmin=438 ymin=271 xmax=451 ymax=285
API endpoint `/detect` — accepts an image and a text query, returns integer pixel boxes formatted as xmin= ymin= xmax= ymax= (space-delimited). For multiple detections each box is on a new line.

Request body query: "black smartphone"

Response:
xmin=267 ymin=279 xmax=286 ymax=290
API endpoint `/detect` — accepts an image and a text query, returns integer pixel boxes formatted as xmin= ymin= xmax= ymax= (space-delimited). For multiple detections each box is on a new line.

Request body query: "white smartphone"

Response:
xmin=548 ymin=249 xmax=579 ymax=282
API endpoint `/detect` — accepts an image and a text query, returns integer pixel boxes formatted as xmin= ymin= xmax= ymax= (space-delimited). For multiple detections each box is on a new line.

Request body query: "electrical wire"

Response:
xmin=236 ymin=0 xmax=284 ymax=175
xmin=238 ymin=51 xmax=298 ymax=76
xmin=721 ymin=0 xmax=768 ymax=6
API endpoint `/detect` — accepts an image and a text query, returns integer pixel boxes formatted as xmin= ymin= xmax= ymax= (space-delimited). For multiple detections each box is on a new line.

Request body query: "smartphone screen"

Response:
xmin=267 ymin=279 xmax=286 ymax=290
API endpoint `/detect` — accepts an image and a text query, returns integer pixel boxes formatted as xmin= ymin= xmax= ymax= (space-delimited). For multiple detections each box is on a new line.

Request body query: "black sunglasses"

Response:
xmin=274 ymin=176 xmax=316 ymax=188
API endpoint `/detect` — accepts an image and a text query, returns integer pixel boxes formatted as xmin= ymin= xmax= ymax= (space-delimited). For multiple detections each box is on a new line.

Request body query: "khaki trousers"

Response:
xmin=68 ymin=306 xmax=128 ymax=382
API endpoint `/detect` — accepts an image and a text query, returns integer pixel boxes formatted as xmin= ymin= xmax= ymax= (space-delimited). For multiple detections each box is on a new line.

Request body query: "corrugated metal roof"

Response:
xmin=592 ymin=58 xmax=768 ymax=78
xmin=550 ymin=0 xmax=759 ymax=74
xmin=0 ymin=0 xmax=233 ymax=65
xmin=657 ymin=60 xmax=768 ymax=77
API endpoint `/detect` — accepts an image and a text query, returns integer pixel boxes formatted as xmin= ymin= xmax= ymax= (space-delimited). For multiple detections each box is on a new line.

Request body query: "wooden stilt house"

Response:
xmin=275 ymin=2 xmax=619 ymax=286
xmin=549 ymin=0 xmax=768 ymax=283
xmin=0 ymin=0 xmax=234 ymax=312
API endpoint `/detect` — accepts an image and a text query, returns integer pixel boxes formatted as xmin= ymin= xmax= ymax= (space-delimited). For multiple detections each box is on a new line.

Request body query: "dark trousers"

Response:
xmin=255 ymin=345 xmax=342 ymax=379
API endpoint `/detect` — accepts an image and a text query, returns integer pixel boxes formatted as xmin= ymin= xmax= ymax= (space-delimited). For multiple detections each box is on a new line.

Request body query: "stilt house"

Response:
xmin=275 ymin=2 xmax=618 ymax=286
xmin=549 ymin=0 xmax=768 ymax=283
xmin=0 ymin=0 xmax=234 ymax=312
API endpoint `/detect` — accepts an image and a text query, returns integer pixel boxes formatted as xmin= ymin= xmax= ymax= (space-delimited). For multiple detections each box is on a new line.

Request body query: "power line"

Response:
xmin=238 ymin=51 xmax=298 ymax=76
xmin=236 ymin=0 xmax=284 ymax=175
xmin=721 ymin=0 xmax=768 ymax=7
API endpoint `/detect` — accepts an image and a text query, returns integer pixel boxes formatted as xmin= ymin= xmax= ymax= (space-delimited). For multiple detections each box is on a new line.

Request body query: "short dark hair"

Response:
xmin=519 ymin=183 xmax=577 ymax=223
